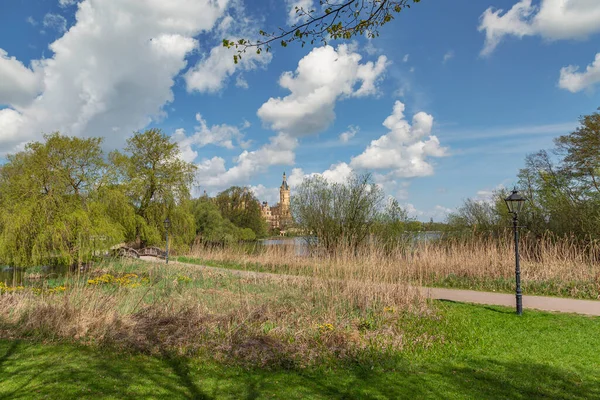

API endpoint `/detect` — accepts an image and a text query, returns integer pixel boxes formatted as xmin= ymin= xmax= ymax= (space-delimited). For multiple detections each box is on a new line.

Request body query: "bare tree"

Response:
xmin=291 ymin=172 xmax=384 ymax=252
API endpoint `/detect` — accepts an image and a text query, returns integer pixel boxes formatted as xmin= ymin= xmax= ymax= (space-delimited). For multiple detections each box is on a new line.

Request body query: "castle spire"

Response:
xmin=281 ymin=171 xmax=289 ymax=190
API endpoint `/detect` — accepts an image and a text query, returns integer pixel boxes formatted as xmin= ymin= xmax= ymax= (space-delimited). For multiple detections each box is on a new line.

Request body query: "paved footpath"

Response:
xmin=141 ymin=257 xmax=600 ymax=316
xmin=419 ymin=287 xmax=600 ymax=316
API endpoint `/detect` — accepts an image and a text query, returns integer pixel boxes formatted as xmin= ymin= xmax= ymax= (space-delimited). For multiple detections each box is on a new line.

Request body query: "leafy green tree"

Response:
xmin=555 ymin=108 xmax=600 ymax=196
xmin=517 ymin=151 xmax=599 ymax=240
xmin=449 ymin=108 xmax=600 ymax=242
xmin=214 ymin=187 xmax=268 ymax=238
xmin=0 ymin=133 xmax=126 ymax=267
xmin=110 ymin=129 xmax=196 ymax=248
xmin=291 ymin=173 xmax=384 ymax=252
xmin=191 ymin=197 xmax=256 ymax=244
xmin=226 ymin=0 xmax=421 ymax=60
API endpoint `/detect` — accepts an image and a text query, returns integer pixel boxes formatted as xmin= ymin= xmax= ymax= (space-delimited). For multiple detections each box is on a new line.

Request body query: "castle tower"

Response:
xmin=280 ymin=172 xmax=290 ymax=214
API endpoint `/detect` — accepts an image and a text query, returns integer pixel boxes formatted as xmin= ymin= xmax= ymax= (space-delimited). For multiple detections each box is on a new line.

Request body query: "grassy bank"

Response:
xmin=1 ymin=301 xmax=599 ymax=399
xmin=0 ymin=259 xmax=428 ymax=368
xmin=180 ymin=235 xmax=600 ymax=299
xmin=1 ymin=258 xmax=599 ymax=398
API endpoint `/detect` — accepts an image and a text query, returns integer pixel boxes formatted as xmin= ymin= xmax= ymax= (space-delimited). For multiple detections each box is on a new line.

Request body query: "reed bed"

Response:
xmin=1 ymin=234 xmax=596 ymax=368
xmin=0 ymin=259 xmax=432 ymax=368
xmin=185 ymin=234 xmax=600 ymax=299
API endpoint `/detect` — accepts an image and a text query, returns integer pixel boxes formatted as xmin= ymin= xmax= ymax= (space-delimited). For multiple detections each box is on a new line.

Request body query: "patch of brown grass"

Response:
xmin=0 ymin=260 xmax=434 ymax=368
xmin=187 ymin=234 xmax=600 ymax=298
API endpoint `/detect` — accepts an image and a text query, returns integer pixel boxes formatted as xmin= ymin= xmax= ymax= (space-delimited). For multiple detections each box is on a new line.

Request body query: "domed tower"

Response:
xmin=280 ymin=172 xmax=290 ymax=214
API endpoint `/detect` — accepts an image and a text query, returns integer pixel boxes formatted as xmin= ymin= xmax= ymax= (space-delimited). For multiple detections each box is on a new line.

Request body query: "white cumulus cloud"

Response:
xmin=0 ymin=49 xmax=43 ymax=108
xmin=257 ymin=44 xmax=389 ymax=137
xmin=235 ymin=74 xmax=249 ymax=89
xmin=195 ymin=133 xmax=298 ymax=191
xmin=195 ymin=44 xmax=386 ymax=193
xmin=0 ymin=0 xmax=230 ymax=153
xmin=185 ymin=0 xmax=272 ymax=93
xmin=172 ymin=114 xmax=250 ymax=163
xmin=250 ymin=184 xmax=280 ymax=205
xmin=286 ymin=0 xmax=314 ymax=25
xmin=243 ymin=163 xmax=354 ymax=205
xmin=339 ymin=125 xmax=359 ymax=143
xmin=261 ymin=163 xmax=354 ymax=200
xmin=185 ymin=41 xmax=272 ymax=93
xmin=479 ymin=0 xmax=600 ymax=56
xmin=350 ymin=101 xmax=447 ymax=178
xmin=291 ymin=162 xmax=355 ymax=186
xmin=43 ymin=13 xmax=67 ymax=33
xmin=559 ymin=52 xmax=600 ymax=93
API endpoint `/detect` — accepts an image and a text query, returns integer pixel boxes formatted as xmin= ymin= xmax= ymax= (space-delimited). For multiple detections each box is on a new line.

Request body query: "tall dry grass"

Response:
xmin=186 ymin=234 xmax=600 ymax=299
xmin=0 ymin=259 xmax=431 ymax=368
xmin=2 ymin=233 xmax=597 ymax=367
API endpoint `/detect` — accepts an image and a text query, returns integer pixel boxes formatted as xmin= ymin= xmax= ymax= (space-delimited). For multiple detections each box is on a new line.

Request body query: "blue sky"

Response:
xmin=1 ymin=0 xmax=599 ymax=220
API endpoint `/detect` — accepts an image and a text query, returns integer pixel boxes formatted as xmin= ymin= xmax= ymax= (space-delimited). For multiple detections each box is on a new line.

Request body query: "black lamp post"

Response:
xmin=504 ymin=189 xmax=527 ymax=315
xmin=163 ymin=217 xmax=171 ymax=264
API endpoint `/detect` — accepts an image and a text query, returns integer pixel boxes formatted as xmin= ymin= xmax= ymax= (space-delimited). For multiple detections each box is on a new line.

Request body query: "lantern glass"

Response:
xmin=504 ymin=190 xmax=526 ymax=214
xmin=163 ymin=217 xmax=171 ymax=230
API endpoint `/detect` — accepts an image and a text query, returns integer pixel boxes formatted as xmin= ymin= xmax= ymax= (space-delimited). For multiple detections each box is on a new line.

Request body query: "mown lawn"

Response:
xmin=1 ymin=301 xmax=598 ymax=399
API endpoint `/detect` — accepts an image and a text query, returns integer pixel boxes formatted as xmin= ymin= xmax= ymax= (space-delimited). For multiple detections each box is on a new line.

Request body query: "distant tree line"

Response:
xmin=12 ymin=105 xmax=590 ymax=266
xmin=447 ymin=108 xmax=600 ymax=242
xmin=0 ymin=130 xmax=267 ymax=267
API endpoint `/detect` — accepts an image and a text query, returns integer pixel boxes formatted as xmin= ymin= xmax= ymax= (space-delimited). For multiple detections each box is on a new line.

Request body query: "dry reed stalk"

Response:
xmin=187 ymin=234 xmax=600 ymax=293
xmin=0 ymin=259 xmax=432 ymax=367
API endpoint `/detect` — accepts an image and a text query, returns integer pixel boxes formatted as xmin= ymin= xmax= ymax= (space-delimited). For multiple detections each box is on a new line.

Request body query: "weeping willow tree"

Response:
xmin=109 ymin=129 xmax=197 ymax=252
xmin=0 ymin=133 xmax=130 ymax=267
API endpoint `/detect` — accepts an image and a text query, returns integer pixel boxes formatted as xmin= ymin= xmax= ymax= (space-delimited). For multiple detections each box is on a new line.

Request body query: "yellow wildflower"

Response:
xmin=47 ymin=286 xmax=67 ymax=294
xmin=176 ymin=275 xmax=192 ymax=283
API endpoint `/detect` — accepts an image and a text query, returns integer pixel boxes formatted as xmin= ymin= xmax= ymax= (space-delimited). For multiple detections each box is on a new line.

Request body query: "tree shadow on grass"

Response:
xmin=161 ymin=353 xmax=212 ymax=400
xmin=437 ymin=299 xmax=516 ymax=315
xmin=286 ymin=358 xmax=599 ymax=400
xmin=0 ymin=340 xmax=598 ymax=399
xmin=0 ymin=341 xmax=214 ymax=399
xmin=0 ymin=340 xmax=18 ymax=371
xmin=480 ymin=305 xmax=517 ymax=315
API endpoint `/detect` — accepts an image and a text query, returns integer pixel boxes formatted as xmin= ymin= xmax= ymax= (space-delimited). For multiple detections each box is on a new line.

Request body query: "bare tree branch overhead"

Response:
xmin=224 ymin=0 xmax=421 ymax=63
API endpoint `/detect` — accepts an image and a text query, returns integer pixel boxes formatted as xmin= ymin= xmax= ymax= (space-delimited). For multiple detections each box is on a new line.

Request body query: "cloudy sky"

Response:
xmin=1 ymin=0 xmax=599 ymax=220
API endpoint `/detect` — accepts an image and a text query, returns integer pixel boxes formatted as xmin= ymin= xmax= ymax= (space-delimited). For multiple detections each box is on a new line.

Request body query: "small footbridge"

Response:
xmin=116 ymin=246 xmax=167 ymax=260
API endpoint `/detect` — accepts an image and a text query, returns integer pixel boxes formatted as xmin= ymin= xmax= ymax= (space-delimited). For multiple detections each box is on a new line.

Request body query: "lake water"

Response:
xmin=257 ymin=237 xmax=312 ymax=255
xmin=0 ymin=265 xmax=70 ymax=286
xmin=256 ymin=232 xmax=442 ymax=254
xmin=409 ymin=231 xmax=443 ymax=242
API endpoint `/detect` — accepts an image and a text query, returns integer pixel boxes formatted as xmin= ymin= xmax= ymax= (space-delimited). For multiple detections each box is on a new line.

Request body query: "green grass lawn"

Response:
xmin=1 ymin=301 xmax=598 ymax=399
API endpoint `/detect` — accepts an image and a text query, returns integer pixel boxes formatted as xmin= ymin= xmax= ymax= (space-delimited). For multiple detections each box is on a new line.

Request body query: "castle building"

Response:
xmin=260 ymin=172 xmax=292 ymax=231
